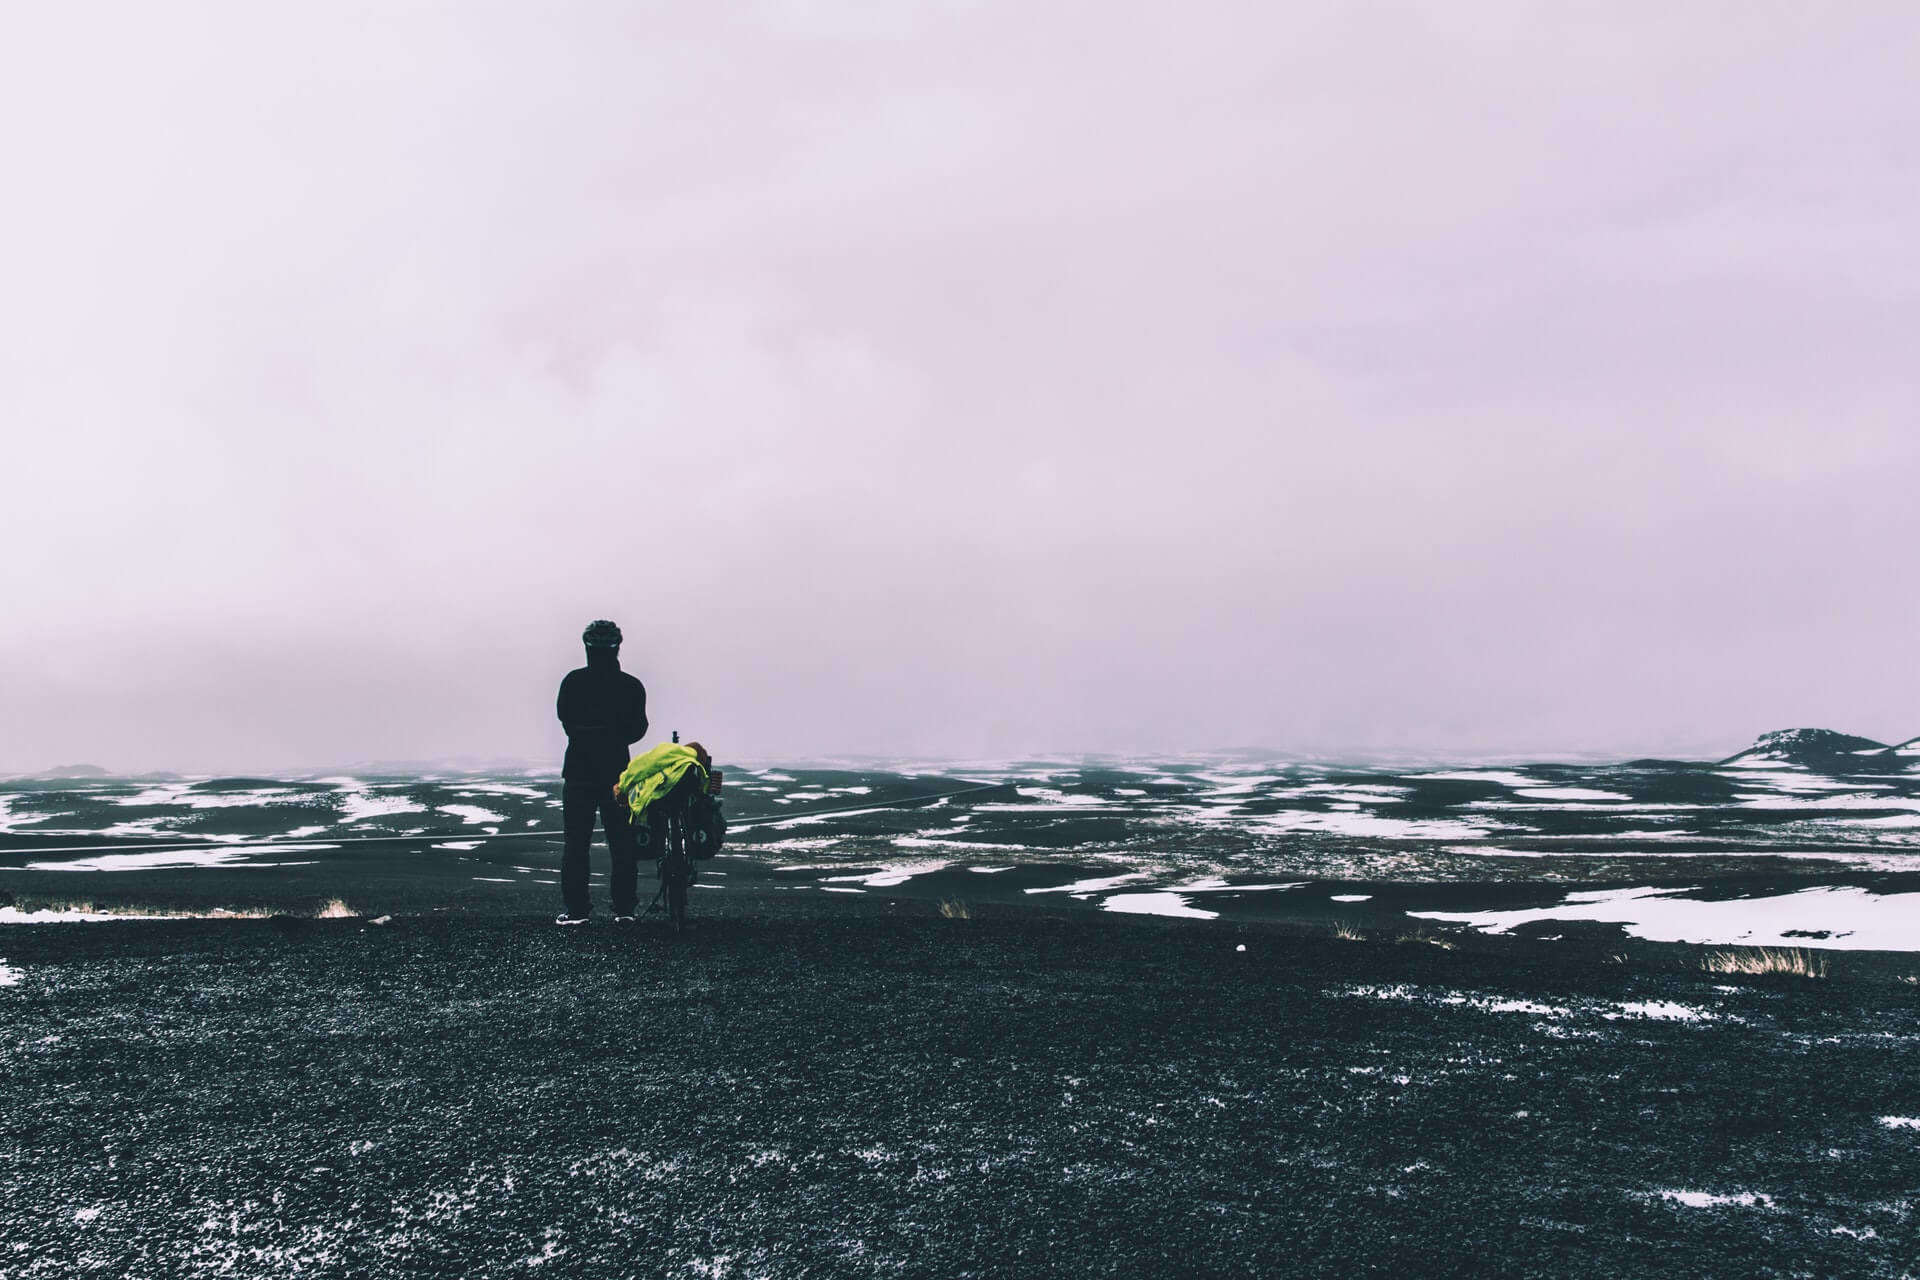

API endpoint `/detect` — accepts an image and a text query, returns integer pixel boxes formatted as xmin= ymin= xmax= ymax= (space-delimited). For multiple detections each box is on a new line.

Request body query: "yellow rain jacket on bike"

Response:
xmin=616 ymin=743 xmax=709 ymax=822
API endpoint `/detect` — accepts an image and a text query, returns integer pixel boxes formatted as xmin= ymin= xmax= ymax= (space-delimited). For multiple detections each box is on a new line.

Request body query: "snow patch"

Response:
xmin=1609 ymin=1001 xmax=1713 ymax=1023
xmin=1412 ymin=884 xmax=1920 ymax=951
xmin=24 ymin=847 xmax=328 ymax=871
xmin=0 ymin=794 xmax=49 ymax=832
xmin=1418 ymin=771 xmax=1540 ymax=789
xmin=1478 ymin=999 xmax=1564 ymax=1016
xmin=1010 ymin=787 xmax=1117 ymax=808
xmin=1026 ymin=872 xmax=1150 ymax=897
xmin=337 ymin=791 xmax=425 ymax=823
xmin=1100 ymin=892 xmax=1218 ymax=920
xmin=451 ymin=783 xmax=548 ymax=799
xmin=1656 ymin=1190 xmax=1776 ymax=1210
xmin=438 ymin=805 xmax=506 ymax=825
xmin=823 ymin=860 xmax=950 ymax=888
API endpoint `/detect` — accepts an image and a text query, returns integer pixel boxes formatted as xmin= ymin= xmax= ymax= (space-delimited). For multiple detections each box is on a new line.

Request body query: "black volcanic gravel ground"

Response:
xmin=3 ymin=897 xmax=1919 ymax=1278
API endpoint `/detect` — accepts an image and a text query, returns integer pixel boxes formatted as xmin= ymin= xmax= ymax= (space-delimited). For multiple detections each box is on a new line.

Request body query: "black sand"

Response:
xmin=3 ymin=861 xmax=1918 ymax=1279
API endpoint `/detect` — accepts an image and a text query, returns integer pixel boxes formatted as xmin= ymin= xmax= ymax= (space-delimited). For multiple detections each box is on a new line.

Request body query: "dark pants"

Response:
xmin=561 ymin=778 xmax=638 ymax=916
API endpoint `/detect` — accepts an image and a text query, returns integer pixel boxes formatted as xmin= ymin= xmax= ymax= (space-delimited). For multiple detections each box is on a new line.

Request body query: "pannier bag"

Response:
xmin=686 ymin=788 xmax=726 ymax=859
xmin=617 ymin=741 xmax=726 ymax=857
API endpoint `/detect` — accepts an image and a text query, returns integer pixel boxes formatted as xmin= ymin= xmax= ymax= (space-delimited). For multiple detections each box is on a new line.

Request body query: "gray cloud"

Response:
xmin=3 ymin=3 xmax=1916 ymax=771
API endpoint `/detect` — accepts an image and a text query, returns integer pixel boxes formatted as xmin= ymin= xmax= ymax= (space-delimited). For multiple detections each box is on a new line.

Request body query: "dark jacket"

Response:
xmin=557 ymin=651 xmax=648 ymax=782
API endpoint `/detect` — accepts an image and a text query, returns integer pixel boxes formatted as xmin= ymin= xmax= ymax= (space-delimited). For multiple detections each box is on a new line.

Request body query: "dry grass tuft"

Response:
xmin=314 ymin=899 xmax=357 ymax=920
xmin=1702 ymin=947 xmax=1828 ymax=979
xmin=1395 ymin=929 xmax=1456 ymax=950
xmin=1332 ymin=922 xmax=1366 ymax=942
xmin=938 ymin=898 xmax=970 ymax=920
xmin=8 ymin=897 xmax=97 ymax=915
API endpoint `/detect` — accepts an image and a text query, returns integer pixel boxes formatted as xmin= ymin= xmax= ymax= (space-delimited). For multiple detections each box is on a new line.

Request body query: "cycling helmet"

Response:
xmin=582 ymin=619 xmax=623 ymax=649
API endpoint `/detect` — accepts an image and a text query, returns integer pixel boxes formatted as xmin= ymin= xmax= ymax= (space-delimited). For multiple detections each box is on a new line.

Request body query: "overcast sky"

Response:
xmin=3 ymin=2 xmax=1916 ymax=773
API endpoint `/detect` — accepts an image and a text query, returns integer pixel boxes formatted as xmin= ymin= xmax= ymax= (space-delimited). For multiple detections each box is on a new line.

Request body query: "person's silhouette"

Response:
xmin=554 ymin=620 xmax=647 ymax=924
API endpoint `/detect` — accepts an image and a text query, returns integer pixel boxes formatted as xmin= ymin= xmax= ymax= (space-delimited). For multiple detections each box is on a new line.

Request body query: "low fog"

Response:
xmin=4 ymin=3 xmax=1916 ymax=773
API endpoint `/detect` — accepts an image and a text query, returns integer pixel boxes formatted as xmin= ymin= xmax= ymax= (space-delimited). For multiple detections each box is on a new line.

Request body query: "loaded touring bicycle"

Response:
xmin=622 ymin=738 xmax=725 ymax=931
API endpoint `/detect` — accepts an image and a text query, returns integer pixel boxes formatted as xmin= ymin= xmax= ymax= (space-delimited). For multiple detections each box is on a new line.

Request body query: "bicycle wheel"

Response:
xmin=666 ymin=810 xmax=690 ymax=931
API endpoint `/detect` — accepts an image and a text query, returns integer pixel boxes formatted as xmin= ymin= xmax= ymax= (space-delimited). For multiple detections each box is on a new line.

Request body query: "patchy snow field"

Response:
xmin=6 ymin=748 xmax=1919 ymax=949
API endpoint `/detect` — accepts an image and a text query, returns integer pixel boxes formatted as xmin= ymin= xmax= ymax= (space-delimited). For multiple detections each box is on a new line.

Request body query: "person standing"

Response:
xmin=555 ymin=619 xmax=648 ymax=925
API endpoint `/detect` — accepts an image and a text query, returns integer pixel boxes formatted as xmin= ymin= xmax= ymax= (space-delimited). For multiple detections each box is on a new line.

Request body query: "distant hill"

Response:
xmin=40 ymin=763 xmax=112 ymax=779
xmin=1721 ymin=728 xmax=1915 ymax=773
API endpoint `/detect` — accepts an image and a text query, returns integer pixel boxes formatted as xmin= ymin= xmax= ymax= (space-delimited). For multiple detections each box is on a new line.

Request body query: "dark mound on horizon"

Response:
xmin=30 ymin=764 xmax=112 ymax=780
xmin=1721 ymin=728 xmax=1917 ymax=774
